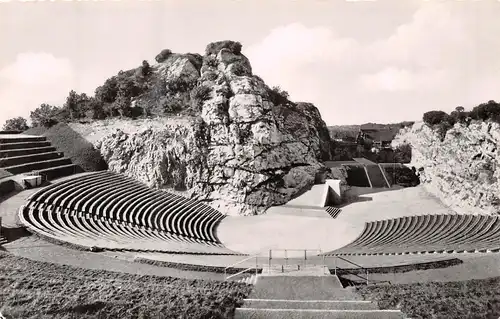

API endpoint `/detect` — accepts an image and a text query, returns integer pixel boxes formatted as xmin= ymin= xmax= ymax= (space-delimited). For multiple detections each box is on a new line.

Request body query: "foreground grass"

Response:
xmin=357 ymin=277 xmax=500 ymax=319
xmin=0 ymin=251 xmax=252 ymax=319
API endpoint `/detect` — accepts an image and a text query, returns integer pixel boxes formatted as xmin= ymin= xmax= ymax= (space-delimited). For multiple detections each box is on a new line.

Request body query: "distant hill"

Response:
xmin=328 ymin=122 xmax=415 ymax=141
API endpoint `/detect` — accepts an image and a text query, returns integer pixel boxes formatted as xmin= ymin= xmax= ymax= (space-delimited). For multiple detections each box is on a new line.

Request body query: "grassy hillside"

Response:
xmin=24 ymin=123 xmax=107 ymax=172
xmin=357 ymin=277 xmax=500 ymax=319
xmin=0 ymin=251 xmax=252 ymax=319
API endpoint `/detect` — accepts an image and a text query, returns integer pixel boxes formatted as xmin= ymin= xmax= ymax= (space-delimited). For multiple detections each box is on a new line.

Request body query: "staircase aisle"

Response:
xmin=234 ymin=267 xmax=407 ymax=319
xmin=0 ymin=134 xmax=82 ymax=182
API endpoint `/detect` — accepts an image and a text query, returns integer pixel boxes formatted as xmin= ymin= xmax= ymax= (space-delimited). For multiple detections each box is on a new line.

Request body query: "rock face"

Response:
xmin=393 ymin=121 xmax=500 ymax=215
xmin=95 ymin=41 xmax=334 ymax=215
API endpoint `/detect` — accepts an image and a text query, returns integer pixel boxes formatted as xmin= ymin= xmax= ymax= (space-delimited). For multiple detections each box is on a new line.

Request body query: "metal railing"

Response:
xmin=224 ymin=250 xmax=385 ymax=287
xmin=325 ymin=255 xmax=370 ymax=285
xmin=224 ymin=254 xmax=260 ymax=281
xmin=266 ymin=249 xmax=324 ymax=274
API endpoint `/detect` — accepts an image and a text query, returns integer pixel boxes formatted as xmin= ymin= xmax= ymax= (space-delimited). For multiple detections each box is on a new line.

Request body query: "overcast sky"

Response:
xmin=1 ymin=0 xmax=499 ymax=126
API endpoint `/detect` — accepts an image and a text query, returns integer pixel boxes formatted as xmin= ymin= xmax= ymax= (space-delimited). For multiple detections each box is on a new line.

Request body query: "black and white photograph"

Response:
xmin=1 ymin=0 xmax=500 ymax=318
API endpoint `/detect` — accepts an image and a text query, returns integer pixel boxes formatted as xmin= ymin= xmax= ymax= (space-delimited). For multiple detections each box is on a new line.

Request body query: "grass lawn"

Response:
xmin=0 ymin=251 xmax=252 ymax=318
xmin=357 ymin=277 xmax=500 ymax=319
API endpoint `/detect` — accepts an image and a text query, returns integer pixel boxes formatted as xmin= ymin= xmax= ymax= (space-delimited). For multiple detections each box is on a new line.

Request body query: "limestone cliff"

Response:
xmin=88 ymin=41 xmax=334 ymax=215
xmin=393 ymin=121 xmax=500 ymax=215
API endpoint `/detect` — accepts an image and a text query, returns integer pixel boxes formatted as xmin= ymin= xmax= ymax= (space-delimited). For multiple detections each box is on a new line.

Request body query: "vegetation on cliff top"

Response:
xmin=423 ymin=100 xmax=500 ymax=140
xmin=2 ymin=40 xmax=294 ymax=133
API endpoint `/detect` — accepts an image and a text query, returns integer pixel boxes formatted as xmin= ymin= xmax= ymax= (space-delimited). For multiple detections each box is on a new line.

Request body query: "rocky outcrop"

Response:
xmin=393 ymin=121 xmax=500 ymax=215
xmin=93 ymin=41 xmax=334 ymax=215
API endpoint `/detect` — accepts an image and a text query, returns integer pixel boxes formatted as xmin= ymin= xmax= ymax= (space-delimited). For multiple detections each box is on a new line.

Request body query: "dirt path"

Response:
xmin=3 ymin=235 xmax=224 ymax=281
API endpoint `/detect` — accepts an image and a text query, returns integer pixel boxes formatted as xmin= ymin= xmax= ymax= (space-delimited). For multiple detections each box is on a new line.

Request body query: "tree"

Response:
xmin=423 ymin=110 xmax=453 ymax=126
xmin=2 ymin=117 xmax=29 ymax=131
xmin=95 ymin=77 xmax=119 ymax=103
xmin=455 ymin=106 xmax=464 ymax=113
xmin=268 ymin=86 xmax=290 ymax=106
xmin=141 ymin=60 xmax=151 ymax=76
xmin=30 ymin=104 xmax=60 ymax=127
xmin=469 ymin=100 xmax=500 ymax=122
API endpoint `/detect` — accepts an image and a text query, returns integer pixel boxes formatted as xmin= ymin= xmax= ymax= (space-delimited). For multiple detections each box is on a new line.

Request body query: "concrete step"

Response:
xmin=0 ymin=151 xmax=64 ymax=168
xmin=3 ymin=158 xmax=72 ymax=174
xmin=0 ymin=146 xmax=57 ymax=158
xmin=0 ymin=141 xmax=51 ymax=151
xmin=36 ymin=164 xmax=83 ymax=181
xmin=250 ymin=276 xmax=362 ymax=301
xmin=242 ymin=299 xmax=378 ymax=310
xmin=365 ymin=165 xmax=388 ymax=188
xmin=0 ymin=136 xmax=46 ymax=144
xmin=234 ymin=308 xmax=405 ymax=319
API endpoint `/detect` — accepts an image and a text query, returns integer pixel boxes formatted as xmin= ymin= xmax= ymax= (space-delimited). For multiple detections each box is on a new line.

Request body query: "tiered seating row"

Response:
xmin=325 ymin=214 xmax=500 ymax=256
xmin=0 ymin=135 xmax=80 ymax=180
xmin=20 ymin=171 xmax=238 ymax=255
xmin=325 ymin=206 xmax=342 ymax=219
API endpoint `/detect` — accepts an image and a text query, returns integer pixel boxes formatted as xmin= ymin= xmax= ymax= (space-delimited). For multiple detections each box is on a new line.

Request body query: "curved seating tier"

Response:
xmin=324 ymin=214 xmax=500 ymax=256
xmin=19 ymin=171 xmax=239 ymax=255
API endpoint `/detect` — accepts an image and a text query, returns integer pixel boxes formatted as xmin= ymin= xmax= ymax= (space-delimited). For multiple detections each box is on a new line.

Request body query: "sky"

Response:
xmin=1 ymin=0 xmax=499 ymax=126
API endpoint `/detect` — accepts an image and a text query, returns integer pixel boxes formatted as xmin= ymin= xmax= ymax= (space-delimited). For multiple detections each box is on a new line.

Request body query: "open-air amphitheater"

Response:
xmin=1 ymin=132 xmax=500 ymax=318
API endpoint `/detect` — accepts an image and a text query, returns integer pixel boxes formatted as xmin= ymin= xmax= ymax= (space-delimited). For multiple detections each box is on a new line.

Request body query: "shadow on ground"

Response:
xmin=1 ymin=226 xmax=32 ymax=243
xmin=337 ymin=196 xmax=373 ymax=208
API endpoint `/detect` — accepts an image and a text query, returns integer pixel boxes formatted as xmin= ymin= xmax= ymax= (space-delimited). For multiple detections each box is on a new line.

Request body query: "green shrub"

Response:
xmin=116 ymin=76 xmax=146 ymax=98
xmin=205 ymin=40 xmax=242 ymax=56
xmin=393 ymin=143 xmax=411 ymax=163
xmin=166 ymin=77 xmax=194 ymax=93
xmin=63 ymin=90 xmax=90 ymax=120
xmin=155 ymin=49 xmax=172 ymax=63
xmin=382 ymin=164 xmax=420 ymax=187
xmin=190 ymin=85 xmax=212 ymax=112
xmin=95 ymin=77 xmax=119 ymax=104
xmin=113 ymin=95 xmax=133 ymax=117
xmin=436 ymin=121 xmax=453 ymax=141
xmin=469 ymin=100 xmax=500 ymax=122
xmin=450 ymin=110 xmax=469 ymax=123
xmin=30 ymin=104 xmax=61 ymax=128
xmin=203 ymin=55 xmax=218 ymax=68
xmin=268 ymin=86 xmax=290 ymax=106
xmin=423 ymin=110 xmax=452 ymax=126
xmin=141 ymin=60 xmax=151 ymax=76
xmin=2 ymin=117 xmax=29 ymax=131
xmin=161 ymin=95 xmax=186 ymax=114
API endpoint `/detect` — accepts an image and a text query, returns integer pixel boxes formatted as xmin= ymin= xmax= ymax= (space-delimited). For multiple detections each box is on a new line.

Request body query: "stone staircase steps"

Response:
xmin=0 ymin=146 xmax=57 ymax=158
xmin=0 ymin=136 xmax=46 ymax=144
xmin=234 ymin=308 xmax=405 ymax=319
xmin=241 ymin=299 xmax=378 ymax=310
xmin=0 ymin=134 xmax=81 ymax=182
xmin=0 ymin=141 xmax=51 ymax=151
xmin=234 ymin=272 xmax=409 ymax=319
xmin=3 ymin=157 xmax=73 ymax=174
xmin=0 ymin=151 xmax=64 ymax=167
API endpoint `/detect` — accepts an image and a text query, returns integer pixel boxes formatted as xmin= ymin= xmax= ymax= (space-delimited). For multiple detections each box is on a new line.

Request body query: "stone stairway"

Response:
xmin=0 ymin=134 xmax=82 ymax=182
xmin=234 ymin=267 xmax=408 ymax=318
xmin=364 ymin=164 xmax=390 ymax=188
